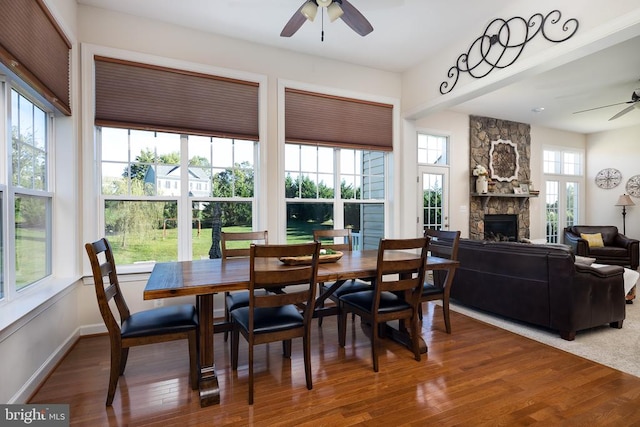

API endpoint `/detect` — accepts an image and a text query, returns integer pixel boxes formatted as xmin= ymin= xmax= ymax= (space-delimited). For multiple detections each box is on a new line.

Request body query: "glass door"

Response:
xmin=419 ymin=167 xmax=449 ymax=233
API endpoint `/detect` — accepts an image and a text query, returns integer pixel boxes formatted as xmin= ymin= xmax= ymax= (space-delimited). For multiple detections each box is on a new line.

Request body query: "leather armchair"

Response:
xmin=563 ymin=225 xmax=639 ymax=270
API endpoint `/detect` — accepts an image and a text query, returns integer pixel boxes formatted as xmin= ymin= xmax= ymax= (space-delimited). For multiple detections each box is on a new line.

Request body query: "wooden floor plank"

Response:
xmin=29 ymin=302 xmax=640 ymax=425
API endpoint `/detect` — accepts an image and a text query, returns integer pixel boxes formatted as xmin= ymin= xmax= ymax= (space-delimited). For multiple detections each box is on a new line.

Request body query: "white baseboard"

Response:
xmin=80 ymin=322 xmax=107 ymax=336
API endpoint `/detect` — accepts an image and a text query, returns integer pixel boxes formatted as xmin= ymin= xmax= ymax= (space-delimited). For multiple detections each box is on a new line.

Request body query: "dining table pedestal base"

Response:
xmin=360 ymin=321 xmax=428 ymax=354
xmin=197 ymin=294 xmax=221 ymax=407
xmin=199 ymin=366 xmax=220 ymax=406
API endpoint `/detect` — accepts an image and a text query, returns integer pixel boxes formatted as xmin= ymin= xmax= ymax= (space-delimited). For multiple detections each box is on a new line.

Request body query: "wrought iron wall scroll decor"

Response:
xmin=439 ymin=10 xmax=579 ymax=95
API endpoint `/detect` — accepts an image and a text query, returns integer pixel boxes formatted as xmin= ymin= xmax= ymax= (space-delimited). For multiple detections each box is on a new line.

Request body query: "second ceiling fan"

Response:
xmin=573 ymin=88 xmax=640 ymax=121
xmin=281 ymin=0 xmax=373 ymax=39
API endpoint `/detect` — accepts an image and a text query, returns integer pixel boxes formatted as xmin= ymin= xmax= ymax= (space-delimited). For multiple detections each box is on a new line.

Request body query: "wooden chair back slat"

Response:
xmin=313 ymin=228 xmax=352 ymax=252
xmin=85 ymin=238 xmax=130 ymax=333
xmin=221 ymin=230 xmax=268 ymax=259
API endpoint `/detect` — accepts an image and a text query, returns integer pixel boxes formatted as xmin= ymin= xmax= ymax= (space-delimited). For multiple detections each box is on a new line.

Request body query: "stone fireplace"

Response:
xmin=469 ymin=116 xmax=531 ymax=241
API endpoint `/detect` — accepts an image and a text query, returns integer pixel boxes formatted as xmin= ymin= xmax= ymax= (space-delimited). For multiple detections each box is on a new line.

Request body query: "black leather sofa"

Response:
xmin=450 ymin=239 xmax=626 ymax=340
xmin=563 ymin=225 xmax=639 ymax=270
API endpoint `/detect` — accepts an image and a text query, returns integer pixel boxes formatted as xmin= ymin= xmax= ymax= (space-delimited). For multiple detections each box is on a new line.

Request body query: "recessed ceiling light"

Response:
xmin=532 ymin=107 xmax=545 ymax=113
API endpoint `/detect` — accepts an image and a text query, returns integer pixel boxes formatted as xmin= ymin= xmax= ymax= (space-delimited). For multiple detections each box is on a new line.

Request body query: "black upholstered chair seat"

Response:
xmin=231 ymin=305 xmax=304 ymax=334
xmin=226 ymin=290 xmax=269 ymax=312
xmin=421 ymin=283 xmax=443 ymax=297
xmin=323 ymin=279 xmax=371 ymax=298
xmin=121 ymin=304 xmax=198 ymax=338
xmin=339 ymin=290 xmax=411 ymax=314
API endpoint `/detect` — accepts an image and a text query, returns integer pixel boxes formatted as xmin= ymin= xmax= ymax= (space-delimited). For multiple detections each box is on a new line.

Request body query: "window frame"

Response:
xmin=284 ymin=142 xmax=388 ymax=247
xmin=0 ymin=77 xmax=55 ymax=303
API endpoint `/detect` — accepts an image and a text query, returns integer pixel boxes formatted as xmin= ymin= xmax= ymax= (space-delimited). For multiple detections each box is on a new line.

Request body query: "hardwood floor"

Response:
xmin=30 ymin=302 xmax=640 ymax=426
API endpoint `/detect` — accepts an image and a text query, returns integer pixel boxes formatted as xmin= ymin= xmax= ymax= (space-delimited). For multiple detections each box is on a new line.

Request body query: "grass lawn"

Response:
xmin=108 ymin=220 xmax=331 ymax=265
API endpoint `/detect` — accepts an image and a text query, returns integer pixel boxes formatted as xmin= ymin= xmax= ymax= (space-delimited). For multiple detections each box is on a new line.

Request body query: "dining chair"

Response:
xmin=85 ymin=237 xmax=198 ymax=406
xmin=230 ymin=241 xmax=320 ymax=404
xmin=338 ymin=237 xmax=430 ymax=372
xmin=221 ymin=230 xmax=269 ymax=341
xmin=313 ymin=228 xmax=371 ymax=326
xmin=419 ymin=228 xmax=461 ymax=333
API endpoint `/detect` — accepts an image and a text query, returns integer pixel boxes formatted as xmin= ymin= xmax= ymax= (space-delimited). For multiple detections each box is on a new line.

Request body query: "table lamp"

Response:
xmin=615 ymin=194 xmax=635 ymax=235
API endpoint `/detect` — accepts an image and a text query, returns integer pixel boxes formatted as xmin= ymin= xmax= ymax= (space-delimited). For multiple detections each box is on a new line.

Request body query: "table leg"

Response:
xmin=197 ymin=294 xmax=220 ymax=406
xmin=382 ymin=324 xmax=428 ymax=354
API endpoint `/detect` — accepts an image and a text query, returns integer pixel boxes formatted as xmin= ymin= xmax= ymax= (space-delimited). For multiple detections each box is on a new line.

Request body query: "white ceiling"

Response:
xmin=78 ymin=0 xmax=640 ymax=134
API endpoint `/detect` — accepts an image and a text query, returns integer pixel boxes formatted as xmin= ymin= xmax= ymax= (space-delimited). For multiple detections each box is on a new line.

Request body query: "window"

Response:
xmin=284 ymin=144 xmax=386 ymax=249
xmin=3 ymin=88 xmax=54 ymax=295
xmin=544 ymin=148 xmax=583 ymax=243
xmin=99 ymin=127 xmax=256 ymax=264
xmin=418 ymin=133 xmax=448 ymax=165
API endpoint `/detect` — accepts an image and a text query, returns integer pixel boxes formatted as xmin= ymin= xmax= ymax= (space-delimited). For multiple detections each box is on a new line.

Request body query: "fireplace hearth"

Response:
xmin=484 ymin=214 xmax=518 ymax=241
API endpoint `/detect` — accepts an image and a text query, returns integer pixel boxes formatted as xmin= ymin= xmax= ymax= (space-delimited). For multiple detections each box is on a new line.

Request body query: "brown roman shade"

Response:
xmin=0 ymin=0 xmax=72 ymax=115
xmin=94 ymin=56 xmax=259 ymax=140
xmin=285 ymin=88 xmax=393 ymax=151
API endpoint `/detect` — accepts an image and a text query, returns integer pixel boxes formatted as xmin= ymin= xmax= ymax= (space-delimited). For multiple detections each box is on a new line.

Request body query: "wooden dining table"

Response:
xmin=143 ymin=249 xmax=459 ymax=407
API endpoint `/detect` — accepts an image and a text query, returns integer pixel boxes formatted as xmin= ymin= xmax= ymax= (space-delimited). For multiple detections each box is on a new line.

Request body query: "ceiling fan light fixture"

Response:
xmin=327 ymin=2 xmax=344 ymax=22
xmin=301 ymin=1 xmax=318 ymax=22
xmin=316 ymin=0 xmax=332 ymax=7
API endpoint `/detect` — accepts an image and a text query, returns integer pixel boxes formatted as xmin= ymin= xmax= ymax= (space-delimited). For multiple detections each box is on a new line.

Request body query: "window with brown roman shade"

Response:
xmin=285 ymin=88 xmax=393 ymax=151
xmin=94 ymin=56 xmax=259 ymax=140
xmin=0 ymin=0 xmax=71 ymax=115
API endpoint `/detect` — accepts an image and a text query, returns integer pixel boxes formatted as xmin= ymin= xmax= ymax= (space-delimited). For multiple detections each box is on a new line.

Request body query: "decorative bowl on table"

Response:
xmin=279 ymin=250 xmax=343 ymax=265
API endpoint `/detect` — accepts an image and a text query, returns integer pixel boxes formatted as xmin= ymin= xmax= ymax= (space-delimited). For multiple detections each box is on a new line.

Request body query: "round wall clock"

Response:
xmin=595 ymin=168 xmax=622 ymax=189
xmin=626 ymin=174 xmax=640 ymax=197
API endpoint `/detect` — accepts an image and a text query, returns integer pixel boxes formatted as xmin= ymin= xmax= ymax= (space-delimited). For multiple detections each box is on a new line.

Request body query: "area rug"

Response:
xmin=448 ymin=301 xmax=640 ymax=377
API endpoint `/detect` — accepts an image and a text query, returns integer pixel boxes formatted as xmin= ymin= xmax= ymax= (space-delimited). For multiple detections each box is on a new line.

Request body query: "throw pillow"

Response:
xmin=575 ymin=255 xmax=596 ymax=265
xmin=580 ymin=232 xmax=605 ymax=247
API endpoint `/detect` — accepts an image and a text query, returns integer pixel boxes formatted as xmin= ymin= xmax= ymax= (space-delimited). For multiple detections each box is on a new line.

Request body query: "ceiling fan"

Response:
xmin=280 ymin=0 xmax=373 ymax=39
xmin=573 ymin=88 xmax=640 ymax=121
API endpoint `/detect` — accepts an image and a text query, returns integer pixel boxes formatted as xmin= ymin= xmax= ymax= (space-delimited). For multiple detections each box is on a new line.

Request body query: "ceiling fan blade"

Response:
xmin=339 ymin=0 xmax=374 ymax=36
xmin=572 ymin=101 xmax=632 ymax=115
xmin=609 ymin=104 xmax=636 ymax=121
xmin=280 ymin=2 xmax=307 ymax=37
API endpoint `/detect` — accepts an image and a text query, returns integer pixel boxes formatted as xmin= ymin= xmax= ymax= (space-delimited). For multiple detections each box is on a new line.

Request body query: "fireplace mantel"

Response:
xmin=471 ymin=192 xmax=538 ymax=209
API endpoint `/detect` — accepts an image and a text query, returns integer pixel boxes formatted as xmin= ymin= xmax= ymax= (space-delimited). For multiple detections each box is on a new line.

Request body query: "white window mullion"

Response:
xmin=179 ymin=134 xmax=191 ymax=260
xmin=334 ymin=148 xmax=345 ymax=229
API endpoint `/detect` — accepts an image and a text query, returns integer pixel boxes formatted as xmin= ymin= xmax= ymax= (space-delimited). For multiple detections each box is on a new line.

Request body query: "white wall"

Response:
xmin=586 ymin=124 xmax=640 ymax=237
